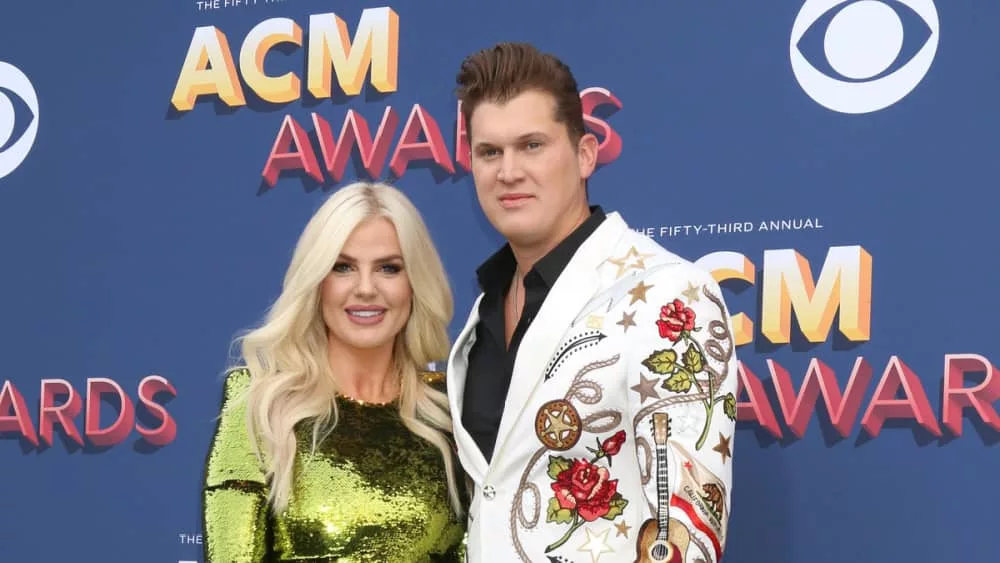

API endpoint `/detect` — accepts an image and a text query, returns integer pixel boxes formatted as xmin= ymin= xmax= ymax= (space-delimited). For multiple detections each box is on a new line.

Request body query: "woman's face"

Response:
xmin=319 ymin=216 xmax=413 ymax=355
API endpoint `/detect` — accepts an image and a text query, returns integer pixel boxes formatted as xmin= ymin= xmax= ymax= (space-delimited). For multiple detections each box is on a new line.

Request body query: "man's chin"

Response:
xmin=501 ymin=229 xmax=548 ymax=250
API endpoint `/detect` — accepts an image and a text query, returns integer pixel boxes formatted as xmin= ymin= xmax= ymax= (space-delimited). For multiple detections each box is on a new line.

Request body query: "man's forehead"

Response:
xmin=470 ymin=98 xmax=563 ymax=143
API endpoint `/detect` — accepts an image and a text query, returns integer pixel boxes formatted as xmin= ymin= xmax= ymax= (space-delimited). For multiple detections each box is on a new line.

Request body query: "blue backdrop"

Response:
xmin=1 ymin=1 xmax=996 ymax=562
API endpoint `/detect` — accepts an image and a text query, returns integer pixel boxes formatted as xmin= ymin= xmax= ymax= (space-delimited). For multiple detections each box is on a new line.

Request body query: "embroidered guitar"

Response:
xmin=635 ymin=412 xmax=690 ymax=562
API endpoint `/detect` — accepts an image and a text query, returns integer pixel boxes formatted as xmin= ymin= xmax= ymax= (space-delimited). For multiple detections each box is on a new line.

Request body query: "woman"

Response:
xmin=201 ymin=181 xmax=466 ymax=562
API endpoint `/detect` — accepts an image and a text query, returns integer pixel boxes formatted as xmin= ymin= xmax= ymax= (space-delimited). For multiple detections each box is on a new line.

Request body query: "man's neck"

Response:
xmin=509 ymin=204 xmax=591 ymax=274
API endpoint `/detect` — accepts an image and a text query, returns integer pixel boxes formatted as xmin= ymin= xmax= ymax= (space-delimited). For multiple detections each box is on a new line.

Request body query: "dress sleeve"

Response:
xmin=202 ymin=368 xmax=272 ymax=563
xmin=421 ymin=369 xmax=470 ymax=562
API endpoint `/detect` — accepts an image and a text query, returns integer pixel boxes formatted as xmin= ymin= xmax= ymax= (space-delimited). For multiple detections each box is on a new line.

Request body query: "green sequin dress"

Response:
xmin=202 ymin=368 xmax=466 ymax=562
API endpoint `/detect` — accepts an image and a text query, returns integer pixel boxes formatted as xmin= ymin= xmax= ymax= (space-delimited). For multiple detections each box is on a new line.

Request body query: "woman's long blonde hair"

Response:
xmin=232 ymin=181 xmax=461 ymax=515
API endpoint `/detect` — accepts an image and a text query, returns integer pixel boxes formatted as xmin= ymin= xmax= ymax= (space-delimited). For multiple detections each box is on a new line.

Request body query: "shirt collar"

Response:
xmin=475 ymin=205 xmax=606 ymax=293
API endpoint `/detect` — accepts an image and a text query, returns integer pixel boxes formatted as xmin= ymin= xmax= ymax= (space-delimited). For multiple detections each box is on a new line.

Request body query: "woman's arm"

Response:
xmin=202 ymin=368 xmax=272 ymax=563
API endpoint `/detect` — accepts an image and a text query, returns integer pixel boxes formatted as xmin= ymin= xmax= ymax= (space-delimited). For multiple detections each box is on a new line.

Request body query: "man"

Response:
xmin=446 ymin=42 xmax=738 ymax=563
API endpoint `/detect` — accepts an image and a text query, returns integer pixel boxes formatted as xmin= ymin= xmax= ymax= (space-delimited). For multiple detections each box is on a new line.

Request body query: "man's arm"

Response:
xmin=626 ymin=268 xmax=738 ymax=563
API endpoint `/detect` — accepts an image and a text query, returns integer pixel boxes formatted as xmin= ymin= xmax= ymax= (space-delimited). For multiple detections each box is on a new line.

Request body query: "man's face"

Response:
xmin=468 ymin=89 xmax=598 ymax=252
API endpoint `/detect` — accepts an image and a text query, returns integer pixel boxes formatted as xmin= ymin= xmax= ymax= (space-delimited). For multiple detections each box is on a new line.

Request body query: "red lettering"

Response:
xmin=2 ymin=377 xmax=178 ymax=451
xmin=136 ymin=375 xmax=178 ymax=446
xmin=85 ymin=378 xmax=135 ymax=447
xmin=389 ymin=104 xmax=454 ymax=176
xmin=942 ymin=354 xmax=1000 ymax=436
xmin=39 ymin=379 xmax=83 ymax=447
xmin=770 ymin=357 xmax=873 ymax=438
xmin=580 ymin=87 xmax=623 ymax=165
xmin=860 ymin=356 xmax=941 ymax=438
xmin=0 ymin=380 xmax=38 ymax=446
xmin=313 ymin=107 xmax=399 ymax=181
xmin=736 ymin=361 xmax=782 ymax=438
xmin=261 ymin=114 xmax=323 ymax=187
xmin=260 ymin=89 xmax=624 ymax=186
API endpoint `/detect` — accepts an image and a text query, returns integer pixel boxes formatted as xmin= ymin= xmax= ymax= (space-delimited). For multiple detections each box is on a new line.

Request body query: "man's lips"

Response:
xmin=499 ymin=194 xmax=533 ymax=208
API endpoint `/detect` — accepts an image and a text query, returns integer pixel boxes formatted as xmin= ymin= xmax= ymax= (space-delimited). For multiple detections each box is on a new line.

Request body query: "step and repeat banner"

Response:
xmin=1 ymin=1 xmax=996 ymax=562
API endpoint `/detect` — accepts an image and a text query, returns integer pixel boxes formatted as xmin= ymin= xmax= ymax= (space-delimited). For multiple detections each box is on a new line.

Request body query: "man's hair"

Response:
xmin=455 ymin=42 xmax=586 ymax=142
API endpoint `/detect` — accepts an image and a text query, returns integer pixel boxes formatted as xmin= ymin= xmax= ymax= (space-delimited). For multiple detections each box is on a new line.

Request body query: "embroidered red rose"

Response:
xmin=601 ymin=430 xmax=626 ymax=456
xmin=657 ymin=299 xmax=696 ymax=341
xmin=551 ymin=459 xmax=619 ymax=521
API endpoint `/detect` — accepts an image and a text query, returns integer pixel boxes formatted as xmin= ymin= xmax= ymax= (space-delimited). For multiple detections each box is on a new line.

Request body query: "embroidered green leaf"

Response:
xmin=682 ymin=345 xmax=704 ymax=373
xmin=603 ymin=494 xmax=629 ymax=521
xmin=662 ymin=371 xmax=693 ymax=393
xmin=641 ymin=349 xmax=678 ymax=375
xmin=723 ymin=393 xmax=737 ymax=420
xmin=546 ymin=455 xmax=572 ymax=480
xmin=547 ymin=497 xmax=576 ymax=524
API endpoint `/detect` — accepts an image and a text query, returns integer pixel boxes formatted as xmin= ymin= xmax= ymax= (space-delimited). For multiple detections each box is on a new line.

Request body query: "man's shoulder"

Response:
xmin=611 ymin=226 xmax=715 ymax=286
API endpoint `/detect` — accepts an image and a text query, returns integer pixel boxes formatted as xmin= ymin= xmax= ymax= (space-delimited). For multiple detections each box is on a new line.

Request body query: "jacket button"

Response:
xmin=482 ymin=485 xmax=496 ymax=500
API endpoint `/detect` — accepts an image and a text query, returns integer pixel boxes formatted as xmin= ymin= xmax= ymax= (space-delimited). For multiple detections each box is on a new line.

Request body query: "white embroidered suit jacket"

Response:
xmin=448 ymin=212 xmax=739 ymax=563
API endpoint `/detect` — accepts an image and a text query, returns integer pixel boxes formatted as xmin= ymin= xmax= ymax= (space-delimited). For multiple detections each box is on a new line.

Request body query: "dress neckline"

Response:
xmin=335 ymin=393 xmax=398 ymax=408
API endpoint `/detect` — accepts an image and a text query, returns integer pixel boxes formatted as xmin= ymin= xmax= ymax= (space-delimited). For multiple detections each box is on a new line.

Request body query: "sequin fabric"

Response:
xmin=202 ymin=369 xmax=466 ymax=562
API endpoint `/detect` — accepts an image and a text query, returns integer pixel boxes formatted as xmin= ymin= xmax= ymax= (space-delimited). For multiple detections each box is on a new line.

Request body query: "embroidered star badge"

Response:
xmin=577 ymin=526 xmax=614 ymax=562
xmin=614 ymin=519 xmax=632 ymax=538
xmin=681 ymin=281 xmax=702 ymax=302
xmin=627 ymin=280 xmax=654 ymax=305
xmin=616 ymin=310 xmax=636 ymax=333
xmin=630 ymin=374 xmax=660 ymax=404
xmin=713 ymin=432 xmax=732 ymax=464
xmin=605 ymin=246 xmax=655 ymax=279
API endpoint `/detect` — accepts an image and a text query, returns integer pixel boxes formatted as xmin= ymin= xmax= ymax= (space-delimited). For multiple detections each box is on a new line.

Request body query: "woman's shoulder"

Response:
xmin=211 ymin=366 xmax=254 ymax=416
xmin=221 ymin=366 xmax=253 ymax=397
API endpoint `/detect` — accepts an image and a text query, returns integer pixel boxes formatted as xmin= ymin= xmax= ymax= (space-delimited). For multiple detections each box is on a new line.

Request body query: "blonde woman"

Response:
xmin=201 ymin=182 xmax=466 ymax=562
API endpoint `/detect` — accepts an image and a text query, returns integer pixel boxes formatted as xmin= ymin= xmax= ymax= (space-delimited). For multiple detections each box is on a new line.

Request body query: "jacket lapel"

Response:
xmin=488 ymin=214 xmax=628 ymax=466
xmin=446 ymin=294 xmax=490 ymax=482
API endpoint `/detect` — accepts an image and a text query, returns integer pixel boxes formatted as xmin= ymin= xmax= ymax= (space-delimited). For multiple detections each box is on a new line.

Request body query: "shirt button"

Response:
xmin=482 ymin=485 xmax=496 ymax=500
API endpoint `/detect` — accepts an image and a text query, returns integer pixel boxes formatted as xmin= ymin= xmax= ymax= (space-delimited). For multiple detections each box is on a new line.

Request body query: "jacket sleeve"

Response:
xmin=625 ymin=267 xmax=738 ymax=563
xmin=202 ymin=368 xmax=272 ymax=563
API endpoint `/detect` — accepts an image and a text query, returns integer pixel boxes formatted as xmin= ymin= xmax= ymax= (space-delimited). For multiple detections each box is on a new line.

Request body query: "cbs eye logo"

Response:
xmin=0 ymin=61 xmax=39 ymax=180
xmin=790 ymin=0 xmax=939 ymax=114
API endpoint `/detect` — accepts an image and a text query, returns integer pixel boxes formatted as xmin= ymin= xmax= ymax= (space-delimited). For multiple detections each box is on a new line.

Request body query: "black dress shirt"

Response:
xmin=463 ymin=206 xmax=606 ymax=461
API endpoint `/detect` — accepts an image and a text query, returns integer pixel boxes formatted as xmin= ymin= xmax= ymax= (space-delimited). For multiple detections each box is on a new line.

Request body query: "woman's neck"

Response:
xmin=326 ymin=338 xmax=398 ymax=403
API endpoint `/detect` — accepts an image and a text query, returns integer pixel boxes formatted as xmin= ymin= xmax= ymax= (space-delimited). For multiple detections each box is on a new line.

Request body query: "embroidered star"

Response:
xmin=713 ymin=433 xmax=732 ymax=464
xmin=614 ymin=519 xmax=632 ymax=538
xmin=627 ymin=280 xmax=654 ymax=305
xmin=681 ymin=281 xmax=702 ymax=302
xmin=542 ymin=404 xmax=580 ymax=449
xmin=577 ymin=526 xmax=614 ymax=562
xmin=616 ymin=310 xmax=636 ymax=333
xmin=683 ymin=460 xmax=693 ymax=470
xmin=630 ymin=374 xmax=660 ymax=404
xmin=671 ymin=403 xmax=702 ymax=438
xmin=605 ymin=246 xmax=655 ymax=279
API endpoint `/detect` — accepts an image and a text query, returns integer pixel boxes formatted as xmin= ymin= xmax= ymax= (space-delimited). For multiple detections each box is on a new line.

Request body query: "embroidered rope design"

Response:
xmin=509 ymin=354 xmax=621 ymax=562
